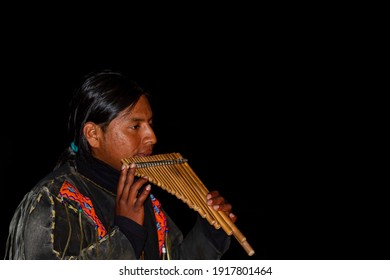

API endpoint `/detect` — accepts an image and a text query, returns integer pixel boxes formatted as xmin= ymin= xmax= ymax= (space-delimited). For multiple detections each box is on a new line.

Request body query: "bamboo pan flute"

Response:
xmin=121 ymin=152 xmax=255 ymax=256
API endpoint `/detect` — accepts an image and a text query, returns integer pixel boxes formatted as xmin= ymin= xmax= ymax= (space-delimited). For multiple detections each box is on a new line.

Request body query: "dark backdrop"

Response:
xmin=0 ymin=23 xmax=386 ymax=260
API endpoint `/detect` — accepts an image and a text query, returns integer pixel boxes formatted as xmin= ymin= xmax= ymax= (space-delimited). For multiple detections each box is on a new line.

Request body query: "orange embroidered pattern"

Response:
xmin=150 ymin=194 xmax=168 ymax=256
xmin=59 ymin=180 xmax=107 ymax=239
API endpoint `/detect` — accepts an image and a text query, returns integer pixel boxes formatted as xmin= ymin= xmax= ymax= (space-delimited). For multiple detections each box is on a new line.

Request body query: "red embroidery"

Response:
xmin=150 ymin=194 xmax=168 ymax=256
xmin=59 ymin=181 xmax=107 ymax=239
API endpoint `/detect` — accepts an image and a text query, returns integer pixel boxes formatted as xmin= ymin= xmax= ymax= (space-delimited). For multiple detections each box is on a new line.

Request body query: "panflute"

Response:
xmin=121 ymin=152 xmax=255 ymax=256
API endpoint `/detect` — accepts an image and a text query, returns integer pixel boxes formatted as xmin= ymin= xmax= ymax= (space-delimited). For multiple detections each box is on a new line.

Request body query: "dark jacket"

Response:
xmin=5 ymin=159 xmax=230 ymax=259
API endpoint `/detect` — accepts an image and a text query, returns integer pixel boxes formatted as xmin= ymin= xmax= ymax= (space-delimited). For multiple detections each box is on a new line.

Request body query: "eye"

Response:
xmin=130 ymin=125 xmax=140 ymax=130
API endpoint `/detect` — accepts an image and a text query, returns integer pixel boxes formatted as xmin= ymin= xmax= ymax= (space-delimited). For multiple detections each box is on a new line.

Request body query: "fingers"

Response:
xmin=115 ymin=162 xmax=151 ymax=224
xmin=207 ymin=191 xmax=225 ymax=207
xmin=206 ymin=190 xmax=237 ymax=223
xmin=228 ymin=212 xmax=237 ymax=223
xmin=206 ymin=190 xmax=229 ymax=210
xmin=135 ymin=184 xmax=151 ymax=207
xmin=116 ymin=163 xmax=132 ymax=203
xmin=117 ymin=163 xmax=148 ymax=203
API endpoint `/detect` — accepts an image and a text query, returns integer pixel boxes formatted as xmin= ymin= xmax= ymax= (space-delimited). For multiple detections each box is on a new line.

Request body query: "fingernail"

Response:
xmin=145 ymin=184 xmax=151 ymax=191
xmin=213 ymin=205 xmax=219 ymax=210
xmin=230 ymin=213 xmax=235 ymax=218
xmin=121 ymin=164 xmax=127 ymax=170
xmin=130 ymin=163 xmax=136 ymax=168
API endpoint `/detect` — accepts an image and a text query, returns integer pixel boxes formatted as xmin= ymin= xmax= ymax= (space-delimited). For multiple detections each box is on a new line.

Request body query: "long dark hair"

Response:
xmin=55 ymin=69 xmax=150 ymax=169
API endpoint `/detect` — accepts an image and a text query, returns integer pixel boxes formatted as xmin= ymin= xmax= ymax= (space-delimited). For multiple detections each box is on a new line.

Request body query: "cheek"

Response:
xmin=109 ymin=131 xmax=140 ymax=152
xmin=110 ymin=132 xmax=128 ymax=145
xmin=108 ymin=133 xmax=130 ymax=150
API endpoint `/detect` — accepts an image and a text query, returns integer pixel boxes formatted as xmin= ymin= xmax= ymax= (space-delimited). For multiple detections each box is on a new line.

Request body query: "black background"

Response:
xmin=0 ymin=12 xmax=387 ymax=260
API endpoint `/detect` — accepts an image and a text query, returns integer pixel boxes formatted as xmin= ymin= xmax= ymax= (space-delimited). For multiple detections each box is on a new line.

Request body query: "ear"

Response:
xmin=83 ymin=122 xmax=102 ymax=148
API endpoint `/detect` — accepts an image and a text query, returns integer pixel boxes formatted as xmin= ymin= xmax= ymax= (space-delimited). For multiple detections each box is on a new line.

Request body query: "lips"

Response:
xmin=134 ymin=152 xmax=152 ymax=157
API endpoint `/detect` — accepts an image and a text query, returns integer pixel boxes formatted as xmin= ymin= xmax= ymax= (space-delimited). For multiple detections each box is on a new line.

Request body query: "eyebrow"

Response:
xmin=129 ymin=117 xmax=144 ymax=122
xmin=129 ymin=116 xmax=153 ymax=122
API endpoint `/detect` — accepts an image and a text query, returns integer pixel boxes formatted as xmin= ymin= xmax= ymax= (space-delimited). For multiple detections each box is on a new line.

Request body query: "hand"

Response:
xmin=115 ymin=163 xmax=151 ymax=225
xmin=206 ymin=190 xmax=237 ymax=223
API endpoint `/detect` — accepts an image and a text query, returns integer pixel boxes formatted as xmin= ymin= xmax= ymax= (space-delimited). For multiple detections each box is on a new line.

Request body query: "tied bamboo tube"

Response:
xmin=121 ymin=152 xmax=255 ymax=257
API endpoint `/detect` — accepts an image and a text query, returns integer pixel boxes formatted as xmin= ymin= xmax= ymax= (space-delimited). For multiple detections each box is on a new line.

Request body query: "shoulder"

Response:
xmin=28 ymin=161 xmax=84 ymax=200
xmin=14 ymin=161 xmax=90 ymax=214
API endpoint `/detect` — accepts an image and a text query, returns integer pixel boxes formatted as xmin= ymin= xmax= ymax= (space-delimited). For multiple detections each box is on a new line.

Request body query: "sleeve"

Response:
xmin=167 ymin=213 xmax=231 ymax=260
xmin=6 ymin=187 xmax=139 ymax=260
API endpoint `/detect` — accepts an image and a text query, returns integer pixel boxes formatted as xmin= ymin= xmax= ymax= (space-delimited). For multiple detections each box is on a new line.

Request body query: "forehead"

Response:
xmin=117 ymin=95 xmax=152 ymax=120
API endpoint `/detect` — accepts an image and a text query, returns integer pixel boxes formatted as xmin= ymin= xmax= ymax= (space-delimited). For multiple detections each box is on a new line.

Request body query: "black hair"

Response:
xmin=55 ymin=69 xmax=150 ymax=169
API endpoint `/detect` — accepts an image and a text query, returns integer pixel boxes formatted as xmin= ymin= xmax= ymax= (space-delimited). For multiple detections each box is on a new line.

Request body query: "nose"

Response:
xmin=145 ymin=125 xmax=157 ymax=145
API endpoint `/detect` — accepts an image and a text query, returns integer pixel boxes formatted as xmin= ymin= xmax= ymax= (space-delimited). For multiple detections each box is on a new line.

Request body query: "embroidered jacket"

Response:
xmin=5 ymin=160 xmax=230 ymax=259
